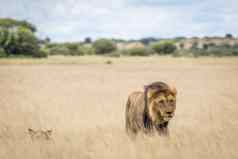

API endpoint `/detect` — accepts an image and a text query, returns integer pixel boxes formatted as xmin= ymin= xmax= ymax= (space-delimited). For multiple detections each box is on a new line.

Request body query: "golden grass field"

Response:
xmin=0 ymin=56 xmax=238 ymax=159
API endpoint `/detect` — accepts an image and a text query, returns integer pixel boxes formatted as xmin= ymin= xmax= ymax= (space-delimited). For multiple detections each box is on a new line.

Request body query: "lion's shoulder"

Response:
xmin=128 ymin=91 xmax=144 ymax=101
xmin=128 ymin=91 xmax=144 ymax=105
xmin=126 ymin=91 xmax=145 ymax=114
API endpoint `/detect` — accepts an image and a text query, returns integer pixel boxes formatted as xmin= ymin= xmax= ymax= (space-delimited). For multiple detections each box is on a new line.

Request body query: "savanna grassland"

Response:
xmin=0 ymin=56 xmax=238 ymax=159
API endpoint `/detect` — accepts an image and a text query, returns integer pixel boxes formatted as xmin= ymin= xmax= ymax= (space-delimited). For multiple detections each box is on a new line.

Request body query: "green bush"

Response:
xmin=180 ymin=44 xmax=238 ymax=57
xmin=68 ymin=45 xmax=95 ymax=56
xmin=0 ymin=47 xmax=7 ymax=57
xmin=199 ymin=44 xmax=234 ymax=56
xmin=48 ymin=46 xmax=69 ymax=55
xmin=151 ymin=41 xmax=177 ymax=54
xmin=231 ymin=44 xmax=238 ymax=56
xmin=47 ymin=44 xmax=95 ymax=56
xmin=33 ymin=47 xmax=48 ymax=58
xmin=78 ymin=45 xmax=95 ymax=55
xmin=172 ymin=49 xmax=195 ymax=57
xmin=105 ymin=51 xmax=121 ymax=57
xmin=105 ymin=60 xmax=113 ymax=64
xmin=93 ymin=39 xmax=117 ymax=54
xmin=125 ymin=47 xmax=153 ymax=56
xmin=206 ymin=47 xmax=228 ymax=56
xmin=82 ymin=46 xmax=95 ymax=55
xmin=65 ymin=43 xmax=82 ymax=56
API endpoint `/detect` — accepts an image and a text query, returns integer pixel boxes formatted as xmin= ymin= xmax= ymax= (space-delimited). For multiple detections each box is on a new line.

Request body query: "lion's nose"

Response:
xmin=166 ymin=111 xmax=173 ymax=116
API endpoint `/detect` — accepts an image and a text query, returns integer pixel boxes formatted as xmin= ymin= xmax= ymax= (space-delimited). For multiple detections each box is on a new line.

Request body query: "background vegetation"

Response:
xmin=1 ymin=18 xmax=238 ymax=58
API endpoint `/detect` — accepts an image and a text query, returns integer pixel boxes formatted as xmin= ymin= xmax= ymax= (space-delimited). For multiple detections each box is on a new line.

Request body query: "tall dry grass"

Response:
xmin=0 ymin=57 xmax=238 ymax=159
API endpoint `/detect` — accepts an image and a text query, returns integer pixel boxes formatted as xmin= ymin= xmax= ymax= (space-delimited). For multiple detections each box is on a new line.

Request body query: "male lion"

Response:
xmin=125 ymin=81 xmax=177 ymax=137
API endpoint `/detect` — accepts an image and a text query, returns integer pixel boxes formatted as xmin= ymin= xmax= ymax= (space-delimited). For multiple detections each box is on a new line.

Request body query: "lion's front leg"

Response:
xmin=161 ymin=127 xmax=169 ymax=136
xmin=155 ymin=124 xmax=169 ymax=136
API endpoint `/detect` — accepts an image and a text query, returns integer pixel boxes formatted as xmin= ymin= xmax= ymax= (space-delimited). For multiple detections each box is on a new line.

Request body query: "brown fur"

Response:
xmin=125 ymin=81 xmax=177 ymax=137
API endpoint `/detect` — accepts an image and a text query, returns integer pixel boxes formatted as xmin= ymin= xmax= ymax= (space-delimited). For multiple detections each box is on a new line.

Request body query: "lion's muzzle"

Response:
xmin=166 ymin=111 xmax=174 ymax=118
xmin=163 ymin=111 xmax=175 ymax=121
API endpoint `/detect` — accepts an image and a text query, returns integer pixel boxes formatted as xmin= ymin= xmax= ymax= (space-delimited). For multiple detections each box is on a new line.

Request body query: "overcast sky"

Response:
xmin=0 ymin=0 xmax=237 ymax=42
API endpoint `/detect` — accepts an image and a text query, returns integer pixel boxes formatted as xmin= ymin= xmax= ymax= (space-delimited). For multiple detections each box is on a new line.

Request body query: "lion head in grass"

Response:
xmin=28 ymin=128 xmax=53 ymax=141
xmin=145 ymin=82 xmax=177 ymax=125
xmin=125 ymin=81 xmax=177 ymax=136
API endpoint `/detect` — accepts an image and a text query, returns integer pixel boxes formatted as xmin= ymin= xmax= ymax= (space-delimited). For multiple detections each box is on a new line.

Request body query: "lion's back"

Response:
xmin=125 ymin=91 xmax=145 ymax=135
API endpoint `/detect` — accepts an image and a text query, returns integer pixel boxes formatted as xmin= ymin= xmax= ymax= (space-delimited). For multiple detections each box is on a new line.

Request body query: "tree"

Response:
xmin=225 ymin=33 xmax=233 ymax=39
xmin=151 ymin=41 xmax=177 ymax=54
xmin=179 ymin=43 xmax=184 ymax=49
xmin=0 ymin=27 xmax=17 ymax=55
xmin=203 ymin=44 xmax=209 ymax=50
xmin=126 ymin=47 xmax=153 ymax=56
xmin=191 ymin=42 xmax=198 ymax=50
xmin=20 ymin=20 xmax=37 ymax=32
xmin=0 ymin=26 xmax=40 ymax=56
xmin=66 ymin=43 xmax=83 ymax=55
xmin=140 ymin=37 xmax=157 ymax=45
xmin=0 ymin=18 xmax=46 ymax=57
xmin=45 ymin=37 xmax=51 ymax=43
xmin=93 ymin=39 xmax=117 ymax=54
xmin=14 ymin=26 xmax=39 ymax=55
xmin=84 ymin=37 xmax=92 ymax=43
xmin=0 ymin=28 xmax=10 ymax=51
xmin=0 ymin=18 xmax=36 ymax=32
xmin=0 ymin=47 xmax=6 ymax=57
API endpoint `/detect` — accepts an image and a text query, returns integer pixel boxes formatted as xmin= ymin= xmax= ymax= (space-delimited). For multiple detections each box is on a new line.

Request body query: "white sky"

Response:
xmin=0 ymin=0 xmax=237 ymax=42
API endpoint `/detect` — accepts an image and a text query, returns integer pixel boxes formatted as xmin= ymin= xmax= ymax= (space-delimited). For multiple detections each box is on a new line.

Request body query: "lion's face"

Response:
xmin=148 ymin=88 xmax=177 ymax=125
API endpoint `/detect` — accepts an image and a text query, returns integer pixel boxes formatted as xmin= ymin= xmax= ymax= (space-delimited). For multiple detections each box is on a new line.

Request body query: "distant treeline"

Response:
xmin=1 ymin=18 xmax=238 ymax=58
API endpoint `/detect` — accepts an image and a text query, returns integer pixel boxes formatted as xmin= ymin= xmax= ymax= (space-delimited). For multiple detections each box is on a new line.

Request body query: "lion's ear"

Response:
xmin=170 ymin=85 xmax=177 ymax=96
xmin=28 ymin=128 xmax=35 ymax=134
xmin=147 ymin=88 xmax=159 ymax=99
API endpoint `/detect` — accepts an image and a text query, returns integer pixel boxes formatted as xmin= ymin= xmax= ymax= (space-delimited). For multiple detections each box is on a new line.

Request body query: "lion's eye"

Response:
xmin=168 ymin=99 xmax=174 ymax=103
xmin=167 ymin=95 xmax=175 ymax=103
xmin=157 ymin=99 xmax=165 ymax=104
xmin=156 ymin=96 xmax=166 ymax=104
xmin=159 ymin=100 xmax=164 ymax=103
